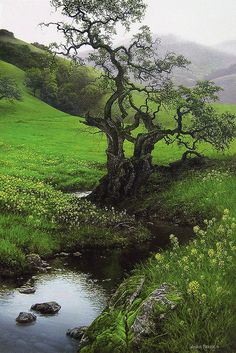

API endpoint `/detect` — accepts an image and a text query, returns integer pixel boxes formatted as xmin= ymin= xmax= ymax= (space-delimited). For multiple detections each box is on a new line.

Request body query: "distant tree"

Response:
xmin=25 ymin=68 xmax=44 ymax=96
xmin=56 ymin=63 xmax=103 ymax=114
xmin=0 ymin=76 xmax=22 ymax=102
xmin=25 ymin=68 xmax=58 ymax=103
xmin=31 ymin=42 xmax=51 ymax=52
xmin=25 ymin=61 xmax=103 ymax=114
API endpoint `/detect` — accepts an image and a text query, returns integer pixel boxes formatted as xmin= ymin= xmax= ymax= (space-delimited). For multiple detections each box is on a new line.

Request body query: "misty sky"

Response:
xmin=0 ymin=0 xmax=236 ymax=46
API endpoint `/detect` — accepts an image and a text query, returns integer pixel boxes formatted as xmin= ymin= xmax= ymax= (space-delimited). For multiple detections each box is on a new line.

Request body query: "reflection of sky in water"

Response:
xmin=0 ymin=269 xmax=108 ymax=353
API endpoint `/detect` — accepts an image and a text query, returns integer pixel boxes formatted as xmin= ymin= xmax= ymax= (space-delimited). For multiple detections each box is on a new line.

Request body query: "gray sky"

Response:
xmin=0 ymin=0 xmax=236 ymax=46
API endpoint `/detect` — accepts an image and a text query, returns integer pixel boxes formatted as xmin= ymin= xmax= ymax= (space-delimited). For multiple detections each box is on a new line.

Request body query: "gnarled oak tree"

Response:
xmin=47 ymin=0 xmax=236 ymax=203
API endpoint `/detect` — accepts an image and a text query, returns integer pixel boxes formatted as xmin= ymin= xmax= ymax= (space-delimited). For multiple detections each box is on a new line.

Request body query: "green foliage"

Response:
xmin=0 ymin=76 xmax=21 ymax=101
xmin=25 ymin=67 xmax=58 ymax=103
xmin=0 ymin=41 xmax=52 ymax=70
xmin=0 ymin=174 xmax=138 ymax=231
xmin=0 ymin=214 xmax=59 ymax=262
xmin=169 ymin=81 xmax=236 ymax=155
xmin=25 ymin=59 xmax=103 ymax=115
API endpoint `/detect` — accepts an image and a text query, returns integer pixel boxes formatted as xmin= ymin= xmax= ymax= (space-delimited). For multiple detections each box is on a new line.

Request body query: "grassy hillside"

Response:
xmin=0 ymin=60 xmax=107 ymax=190
xmin=0 ymin=30 xmax=43 ymax=53
xmin=1 ymin=60 xmax=236 ymax=191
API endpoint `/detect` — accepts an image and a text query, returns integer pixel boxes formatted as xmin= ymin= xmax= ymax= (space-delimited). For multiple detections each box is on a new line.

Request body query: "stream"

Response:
xmin=0 ymin=223 xmax=193 ymax=353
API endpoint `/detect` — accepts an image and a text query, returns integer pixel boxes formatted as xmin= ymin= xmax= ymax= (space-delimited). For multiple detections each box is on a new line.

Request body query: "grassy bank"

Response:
xmin=126 ymin=159 xmax=236 ymax=225
xmin=80 ymin=210 xmax=236 ymax=353
xmin=0 ymin=175 xmax=149 ymax=276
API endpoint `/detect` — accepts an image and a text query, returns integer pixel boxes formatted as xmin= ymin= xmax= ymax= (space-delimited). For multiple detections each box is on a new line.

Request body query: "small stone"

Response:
xmin=42 ymin=260 xmax=50 ymax=267
xmin=16 ymin=312 xmax=37 ymax=324
xmin=38 ymin=267 xmax=47 ymax=273
xmin=59 ymin=252 xmax=70 ymax=257
xmin=31 ymin=301 xmax=61 ymax=314
xmin=26 ymin=254 xmax=43 ymax=268
xmin=66 ymin=326 xmax=87 ymax=340
xmin=73 ymin=251 xmax=82 ymax=257
xmin=19 ymin=287 xmax=36 ymax=294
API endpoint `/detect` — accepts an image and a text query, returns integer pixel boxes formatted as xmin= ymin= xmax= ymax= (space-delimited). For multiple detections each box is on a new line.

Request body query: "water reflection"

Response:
xmin=0 ymin=269 xmax=107 ymax=353
xmin=0 ymin=223 xmax=193 ymax=353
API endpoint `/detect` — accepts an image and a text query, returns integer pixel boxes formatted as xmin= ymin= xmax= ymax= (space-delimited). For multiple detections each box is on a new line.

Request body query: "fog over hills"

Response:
xmin=214 ymin=40 xmax=236 ymax=56
xmin=0 ymin=29 xmax=235 ymax=103
xmin=156 ymin=35 xmax=236 ymax=103
xmin=157 ymin=34 xmax=236 ymax=78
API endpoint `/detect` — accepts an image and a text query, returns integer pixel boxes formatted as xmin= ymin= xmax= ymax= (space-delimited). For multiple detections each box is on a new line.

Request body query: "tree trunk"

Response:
xmin=89 ymin=153 xmax=153 ymax=205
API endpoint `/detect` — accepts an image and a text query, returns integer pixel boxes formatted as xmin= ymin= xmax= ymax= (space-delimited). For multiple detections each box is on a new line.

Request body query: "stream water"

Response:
xmin=0 ymin=223 xmax=193 ymax=353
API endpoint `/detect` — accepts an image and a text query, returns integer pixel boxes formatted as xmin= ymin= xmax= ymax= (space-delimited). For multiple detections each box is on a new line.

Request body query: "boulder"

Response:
xmin=131 ymin=284 xmax=179 ymax=344
xmin=19 ymin=287 xmax=36 ymax=294
xmin=31 ymin=301 xmax=61 ymax=314
xmin=66 ymin=326 xmax=87 ymax=340
xmin=16 ymin=312 xmax=37 ymax=324
xmin=26 ymin=254 xmax=51 ymax=273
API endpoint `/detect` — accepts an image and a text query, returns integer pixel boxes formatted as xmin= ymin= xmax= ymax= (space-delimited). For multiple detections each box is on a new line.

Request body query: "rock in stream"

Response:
xmin=16 ymin=312 xmax=37 ymax=324
xmin=31 ymin=301 xmax=61 ymax=314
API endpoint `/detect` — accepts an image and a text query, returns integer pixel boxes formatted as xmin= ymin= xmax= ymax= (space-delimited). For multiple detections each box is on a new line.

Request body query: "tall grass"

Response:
xmin=81 ymin=211 xmax=236 ymax=353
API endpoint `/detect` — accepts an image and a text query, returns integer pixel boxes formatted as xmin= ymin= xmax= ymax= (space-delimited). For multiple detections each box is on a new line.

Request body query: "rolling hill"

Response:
xmin=0 ymin=59 xmax=236 ymax=191
xmin=214 ymin=40 xmax=236 ymax=56
xmin=158 ymin=34 xmax=236 ymax=80
xmin=155 ymin=35 xmax=236 ymax=103
xmin=0 ymin=29 xmax=44 ymax=53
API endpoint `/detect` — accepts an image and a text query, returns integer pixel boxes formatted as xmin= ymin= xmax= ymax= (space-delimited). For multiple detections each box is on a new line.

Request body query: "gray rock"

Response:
xmin=31 ymin=301 xmax=61 ymax=314
xmin=16 ymin=312 xmax=37 ymax=323
xmin=131 ymin=284 xmax=180 ymax=344
xmin=26 ymin=254 xmax=43 ymax=267
xmin=66 ymin=326 xmax=87 ymax=340
xmin=59 ymin=252 xmax=70 ymax=257
xmin=26 ymin=254 xmax=50 ymax=273
xmin=19 ymin=287 xmax=36 ymax=294
xmin=73 ymin=251 xmax=82 ymax=257
xmin=42 ymin=260 xmax=49 ymax=267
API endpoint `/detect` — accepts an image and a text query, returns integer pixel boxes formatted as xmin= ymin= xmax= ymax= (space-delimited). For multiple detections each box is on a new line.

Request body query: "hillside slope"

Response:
xmin=0 ymin=60 xmax=107 ymax=189
xmin=0 ymin=59 xmax=236 ymax=190
xmin=0 ymin=29 xmax=43 ymax=53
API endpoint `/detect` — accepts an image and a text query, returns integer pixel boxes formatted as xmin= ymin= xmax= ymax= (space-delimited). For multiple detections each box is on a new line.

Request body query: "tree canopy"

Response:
xmin=47 ymin=0 xmax=236 ymax=203
xmin=0 ymin=76 xmax=22 ymax=102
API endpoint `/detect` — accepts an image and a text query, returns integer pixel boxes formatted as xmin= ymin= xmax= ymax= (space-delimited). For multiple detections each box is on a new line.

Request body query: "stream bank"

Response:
xmin=0 ymin=224 xmax=192 ymax=353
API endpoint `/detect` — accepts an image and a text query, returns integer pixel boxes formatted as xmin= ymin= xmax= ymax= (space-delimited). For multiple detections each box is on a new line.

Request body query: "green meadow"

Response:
xmin=1 ymin=60 xmax=236 ymax=191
